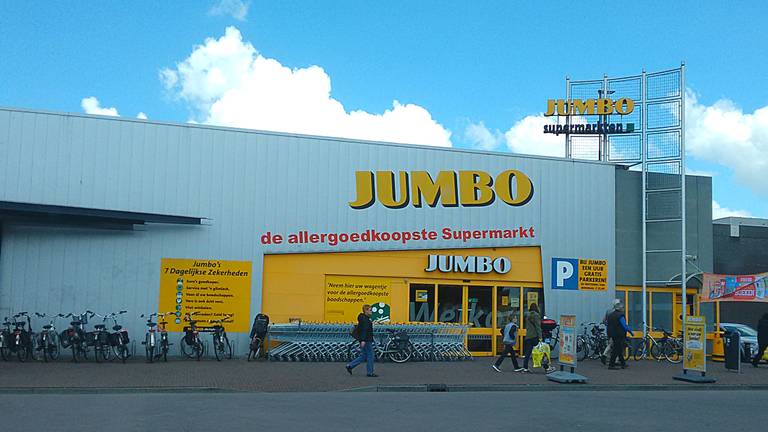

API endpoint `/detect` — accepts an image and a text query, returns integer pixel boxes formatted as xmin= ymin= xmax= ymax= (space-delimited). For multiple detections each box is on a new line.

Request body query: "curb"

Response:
xmin=0 ymin=387 xmax=241 ymax=395
xmin=344 ymin=383 xmax=768 ymax=393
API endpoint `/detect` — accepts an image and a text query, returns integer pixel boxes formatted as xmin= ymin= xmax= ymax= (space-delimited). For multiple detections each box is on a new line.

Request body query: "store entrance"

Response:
xmin=409 ymin=280 xmax=543 ymax=356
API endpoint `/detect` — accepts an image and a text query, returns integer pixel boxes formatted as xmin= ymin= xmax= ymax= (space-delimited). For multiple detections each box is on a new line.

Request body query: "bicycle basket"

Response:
xmin=120 ymin=330 xmax=130 ymax=344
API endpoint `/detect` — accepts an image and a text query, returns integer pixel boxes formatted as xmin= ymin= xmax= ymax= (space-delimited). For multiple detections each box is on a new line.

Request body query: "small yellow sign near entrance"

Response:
xmin=159 ymin=258 xmax=252 ymax=333
xmin=325 ymin=276 xmax=391 ymax=323
xmin=684 ymin=315 xmax=706 ymax=372
xmin=578 ymin=259 xmax=608 ymax=291
xmin=526 ymin=291 xmax=539 ymax=308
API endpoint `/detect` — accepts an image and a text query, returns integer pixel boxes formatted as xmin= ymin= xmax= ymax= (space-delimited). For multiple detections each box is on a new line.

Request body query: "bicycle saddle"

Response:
xmin=145 ymin=322 xmax=157 ymax=327
xmin=70 ymin=320 xmax=81 ymax=326
xmin=94 ymin=324 xmax=106 ymax=330
xmin=113 ymin=325 xmax=123 ymax=331
xmin=43 ymin=325 xmax=53 ymax=330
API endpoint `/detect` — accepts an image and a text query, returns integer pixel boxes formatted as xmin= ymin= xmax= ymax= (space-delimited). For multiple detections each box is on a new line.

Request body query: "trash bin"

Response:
xmin=723 ymin=330 xmax=741 ymax=372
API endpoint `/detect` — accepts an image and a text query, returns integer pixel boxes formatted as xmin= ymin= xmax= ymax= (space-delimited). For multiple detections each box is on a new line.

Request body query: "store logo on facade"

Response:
xmin=425 ymin=254 xmax=511 ymax=274
xmin=349 ymin=170 xmax=534 ymax=209
xmin=542 ymin=98 xmax=635 ymax=136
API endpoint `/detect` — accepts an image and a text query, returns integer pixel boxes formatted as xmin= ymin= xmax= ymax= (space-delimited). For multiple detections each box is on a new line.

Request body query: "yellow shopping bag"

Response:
xmin=532 ymin=342 xmax=551 ymax=368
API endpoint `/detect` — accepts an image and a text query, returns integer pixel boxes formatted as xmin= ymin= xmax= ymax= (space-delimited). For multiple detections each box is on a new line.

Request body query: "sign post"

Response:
xmin=547 ymin=314 xmax=588 ymax=384
xmin=674 ymin=315 xmax=716 ymax=383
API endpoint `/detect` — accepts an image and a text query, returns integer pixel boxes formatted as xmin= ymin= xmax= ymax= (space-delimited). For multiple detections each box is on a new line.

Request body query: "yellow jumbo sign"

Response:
xmin=159 ymin=258 xmax=252 ymax=332
xmin=349 ymin=170 xmax=534 ymax=209
xmin=324 ymin=276 xmax=392 ymax=323
xmin=544 ymin=98 xmax=635 ymax=116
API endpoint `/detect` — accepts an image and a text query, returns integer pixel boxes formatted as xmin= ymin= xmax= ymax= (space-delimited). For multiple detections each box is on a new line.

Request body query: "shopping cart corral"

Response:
xmin=267 ymin=323 xmax=472 ymax=362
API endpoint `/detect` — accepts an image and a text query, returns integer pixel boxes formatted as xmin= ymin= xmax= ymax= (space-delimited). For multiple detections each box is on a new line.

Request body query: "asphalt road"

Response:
xmin=0 ymin=390 xmax=763 ymax=431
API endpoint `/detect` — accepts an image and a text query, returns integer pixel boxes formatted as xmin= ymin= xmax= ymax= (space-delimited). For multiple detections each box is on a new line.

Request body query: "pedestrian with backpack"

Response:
xmin=345 ymin=304 xmax=377 ymax=377
xmin=493 ymin=315 xmax=523 ymax=372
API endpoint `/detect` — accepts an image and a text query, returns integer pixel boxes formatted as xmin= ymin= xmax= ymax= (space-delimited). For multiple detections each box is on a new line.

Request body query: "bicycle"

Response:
xmin=0 ymin=316 xmax=11 ymax=361
xmin=210 ymin=315 xmax=233 ymax=361
xmin=348 ymin=329 xmax=414 ymax=363
xmin=180 ymin=312 xmax=204 ymax=361
xmin=91 ymin=313 xmax=115 ymax=363
xmin=9 ymin=312 xmax=33 ymax=362
xmin=34 ymin=313 xmax=61 ymax=362
xmin=142 ymin=311 xmax=173 ymax=363
xmin=247 ymin=313 xmax=269 ymax=362
xmin=105 ymin=311 xmax=130 ymax=363
xmin=633 ymin=324 xmax=682 ymax=363
xmin=60 ymin=312 xmax=92 ymax=362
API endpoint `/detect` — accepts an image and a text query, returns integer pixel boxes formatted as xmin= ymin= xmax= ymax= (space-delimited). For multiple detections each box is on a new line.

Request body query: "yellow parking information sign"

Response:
xmin=578 ymin=259 xmax=608 ymax=291
xmin=159 ymin=258 xmax=252 ymax=333
xmin=684 ymin=316 xmax=706 ymax=373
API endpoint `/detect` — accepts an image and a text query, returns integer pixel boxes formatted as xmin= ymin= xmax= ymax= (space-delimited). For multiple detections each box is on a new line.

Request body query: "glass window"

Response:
xmin=437 ymin=284 xmax=462 ymax=323
xmin=651 ymin=292 xmax=673 ymax=332
xmin=626 ymin=291 xmax=645 ymax=331
xmin=523 ymin=288 xmax=545 ymax=317
xmin=467 ymin=286 xmax=492 ymax=328
xmin=409 ymin=284 xmax=435 ymax=322
xmin=700 ymin=300 xmax=715 ymax=332
xmin=497 ymin=287 xmax=520 ymax=327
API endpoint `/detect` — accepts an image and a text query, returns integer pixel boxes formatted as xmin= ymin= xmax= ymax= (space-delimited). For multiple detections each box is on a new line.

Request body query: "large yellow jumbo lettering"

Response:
xmin=596 ymin=98 xmax=614 ymax=115
xmin=411 ymin=171 xmax=458 ymax=207
xmin=349 ymin=171 xmax=376 ymax=209
xmin=495 ymin=170 xmax=534 ymax=206
xmin=377 ymin=171 xmax=410 ymax=209
xmin=572 ymin=99 xmax=595 ymax=116
xmin=459 ymin=171 xmax=494 ymax=207
xmin=614 ymin=98 xmax=634 ymax=115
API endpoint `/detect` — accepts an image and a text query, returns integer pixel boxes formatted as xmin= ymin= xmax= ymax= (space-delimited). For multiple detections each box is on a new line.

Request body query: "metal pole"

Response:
xmin=681 ymin=62 xmax=687 ymax=337
xmin=641 ymin=69 xmax=648 ymax=341
xmin=565 ymin=76 xmax=571 ymax=158
xmin=602 ymin=74 xmax=609 ymax=161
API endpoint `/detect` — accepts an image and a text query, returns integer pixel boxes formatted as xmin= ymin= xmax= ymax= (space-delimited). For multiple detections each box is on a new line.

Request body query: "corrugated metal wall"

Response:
xmin=0 ymin=108 xmax=616 ymax=349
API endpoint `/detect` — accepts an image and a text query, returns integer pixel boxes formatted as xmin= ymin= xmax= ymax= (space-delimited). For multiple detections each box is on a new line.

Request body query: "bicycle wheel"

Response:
xmin=195 ymin=339 xmax=203 ymax=361
xmin=622 ymin=340 xmax=631 ymax=362
xmin=386 ymin=340 xmax=413 ymax=363
xmin=179 ymin=336 xmax=195 ymax=358
xmin=146 ymin=340 xmax=155 ymax=363
xmin=634 ymin=340 xmax=647 ymax=361
xmin=71 ymin=343 xmax=79 ymax=363
xmin=116 ymin=344 xmax=128 ymax=364
xmin=0 ymin=336 xmax=8 ymax=361
xmin=49 ymin=332 xmax=61 ymax=361
xmin=162 ymin=341 xmax=168 ymax=362
xmin=17 ymin=345 xmax=27 ymax=362
xmin=214 ymin=335 xmax=223 ymax=361
xmin=224 ymin=334 xmax=232 ymax=360
xmin=576 ymin=337 xmax=588 ymax=361
xmin=664 ymin=340 xmax=682 ymax=363
xmin=650 ymin=341 xmax=664 ymax=360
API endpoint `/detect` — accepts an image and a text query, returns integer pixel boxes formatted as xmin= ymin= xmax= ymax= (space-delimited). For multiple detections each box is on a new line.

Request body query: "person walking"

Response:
xmin=606 ymin=303 xmax=634 ymax=369
xmin=493 ymin=315 xmax=523 ymax=372
xmin=346 ymin=304 xmax=377 ymax=377
xmin=522 ymin=303 xmax=555 ymax=373
xmin=601 ymin=299 xmax=621 ymax=364
xmin=752 ymin=313 xmax=768 ymax=367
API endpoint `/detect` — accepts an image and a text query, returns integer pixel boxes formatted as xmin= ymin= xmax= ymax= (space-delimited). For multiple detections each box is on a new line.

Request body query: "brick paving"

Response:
xmin=1 ymin=355 xmax=767 ymax=392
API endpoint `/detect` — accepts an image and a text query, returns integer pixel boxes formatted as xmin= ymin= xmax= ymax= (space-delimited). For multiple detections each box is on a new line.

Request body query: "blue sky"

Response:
xmin=1 ymin=1 xmax=767 ymax=218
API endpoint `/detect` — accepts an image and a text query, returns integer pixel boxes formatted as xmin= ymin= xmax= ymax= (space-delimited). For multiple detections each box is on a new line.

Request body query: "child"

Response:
xmin=493 ymin=314 xmax=523 ymax=372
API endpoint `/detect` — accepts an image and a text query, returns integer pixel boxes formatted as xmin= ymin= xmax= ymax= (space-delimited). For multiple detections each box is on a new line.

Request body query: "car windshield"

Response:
xmin=723 ymin=325 xmax=757 ymax=337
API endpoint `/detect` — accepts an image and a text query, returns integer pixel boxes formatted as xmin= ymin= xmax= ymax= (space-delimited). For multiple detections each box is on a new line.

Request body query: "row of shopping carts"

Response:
xmin=267 ymin=322 xmax=472 ymax=362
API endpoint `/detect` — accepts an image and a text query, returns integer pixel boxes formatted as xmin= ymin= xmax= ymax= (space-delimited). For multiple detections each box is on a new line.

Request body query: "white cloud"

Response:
xmin=712 ymin=200 xmax=753 ymax=220
xmin=137 ymin=112 xmax=148 ymax=120
xmin=160 ymin=27 xmax=451 ymax=147
xmin=464 ymin=122 xmax=503 ymax=151
xmin=503 ymin=115 xmax=564 ymax=157
xmin=81 ymin=97 xmax=119 ymax=117
xmin=209 ymin=0 xmax=249 ymax=21
xmin=686 ymin=90 xmax=768 ymax=197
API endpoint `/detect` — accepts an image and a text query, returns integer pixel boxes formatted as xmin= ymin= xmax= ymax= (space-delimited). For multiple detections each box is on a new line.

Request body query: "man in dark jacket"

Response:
xmin=346 ymin=304 xmax=377 ymax=377
xmin=752 ymin=313 xmax=768 ymax=367
xmin=606 ymin=303 xmax=634 ymax=369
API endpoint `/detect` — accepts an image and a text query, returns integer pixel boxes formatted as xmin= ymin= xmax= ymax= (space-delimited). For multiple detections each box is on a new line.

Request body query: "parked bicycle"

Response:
xmin=348 ymin=329 xmax=414 ymax=363
xmin=180 ymin=311 xmax=204 ymax=361
xmin=634 ymin=324 xmax=682 ymax=363
xmin=91 ymin=313 xmax=115 ymax=363
xmin=142 ymin=311 xmax=173 ymax=363
xmin=8 ymin=312 xmax=33 ymax=362
xmin=0 ymin=316 xmax=11 ymax=361
xmin=104 ymin=311 xmax=130 ymax=363
xmin=60 ymin=311 xmax=92 ymax=362
xmin=34 ymin=313 xmax=61 ymax=362
xmin=210 ymin=315 xmax=233 ymax=361
xmin=247 ymin=313 xmax=269 ymax=362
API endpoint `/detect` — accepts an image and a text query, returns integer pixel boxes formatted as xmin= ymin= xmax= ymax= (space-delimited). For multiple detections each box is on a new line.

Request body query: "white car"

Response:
xmin=719 ymin=323 xmax=766 ymax=362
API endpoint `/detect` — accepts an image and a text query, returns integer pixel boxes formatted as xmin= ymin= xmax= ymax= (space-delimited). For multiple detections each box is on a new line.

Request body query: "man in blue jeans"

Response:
xmin=346 ymin=304 xmax=377 ymax=377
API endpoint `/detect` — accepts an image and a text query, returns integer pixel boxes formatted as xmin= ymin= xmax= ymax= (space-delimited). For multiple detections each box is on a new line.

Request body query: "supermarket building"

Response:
xmin=0 ymin=107 xmax=712 ymax=356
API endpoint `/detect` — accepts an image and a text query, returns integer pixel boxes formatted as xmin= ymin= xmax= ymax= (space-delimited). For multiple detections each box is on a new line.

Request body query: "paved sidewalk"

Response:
xmin=0 ymin=357 xmax=766 ymax=392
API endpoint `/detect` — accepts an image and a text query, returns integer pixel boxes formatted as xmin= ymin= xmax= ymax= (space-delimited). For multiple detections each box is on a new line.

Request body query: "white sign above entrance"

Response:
xmin=425 ymin=254 xmax=511 ymax=274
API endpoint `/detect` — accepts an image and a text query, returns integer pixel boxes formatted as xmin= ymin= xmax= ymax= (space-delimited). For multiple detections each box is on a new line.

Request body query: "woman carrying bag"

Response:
xmin=522 ymin=303 xmax=555 ymax=373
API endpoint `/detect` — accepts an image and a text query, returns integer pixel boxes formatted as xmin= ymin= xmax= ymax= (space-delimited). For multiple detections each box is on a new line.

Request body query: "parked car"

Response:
xmin=719 ymin=323 xmax=767 ymax=362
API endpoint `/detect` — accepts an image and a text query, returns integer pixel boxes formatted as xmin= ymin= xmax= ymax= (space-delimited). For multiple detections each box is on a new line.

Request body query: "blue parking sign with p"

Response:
xmin=552 ymin=258 xmax=578 ymax=290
